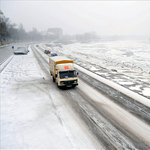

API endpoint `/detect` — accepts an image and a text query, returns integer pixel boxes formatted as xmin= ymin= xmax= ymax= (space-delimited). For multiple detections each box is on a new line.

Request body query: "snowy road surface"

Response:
xmin=33 ymin=45 xmax=150 ymax=149
xmin=0 ymin=49 xmax=101 ymax=149
xmin=1 ymin=44 xmax=150 ymax=149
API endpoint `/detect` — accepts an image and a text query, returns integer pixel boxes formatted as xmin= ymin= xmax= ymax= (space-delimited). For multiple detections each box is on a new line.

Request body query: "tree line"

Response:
xmin=0 ymin=10 xmax=100 ymax=45
xmin=0 ymin=10 xmax=42 ymax=45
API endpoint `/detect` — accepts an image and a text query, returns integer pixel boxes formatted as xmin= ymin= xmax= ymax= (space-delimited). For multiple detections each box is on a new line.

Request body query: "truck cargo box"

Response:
xmin=49 ymin=56 xmax=78 ymax=88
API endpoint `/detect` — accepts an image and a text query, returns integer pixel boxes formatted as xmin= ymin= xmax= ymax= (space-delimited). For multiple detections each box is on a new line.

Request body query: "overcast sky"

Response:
xmin=1 ymin=1 xmax=150 ymax=36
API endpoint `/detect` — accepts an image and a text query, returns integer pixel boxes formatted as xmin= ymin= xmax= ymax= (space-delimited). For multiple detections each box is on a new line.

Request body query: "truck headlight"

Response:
xmin=60 ymin=81 xmax=64 ymax=84
xmin=74 ymin=80 xmax=77 ymax=83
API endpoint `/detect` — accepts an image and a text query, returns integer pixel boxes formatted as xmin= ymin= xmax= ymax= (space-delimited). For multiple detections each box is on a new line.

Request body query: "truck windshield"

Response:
xmin=59 ymin=71 xmax=76 ymax=79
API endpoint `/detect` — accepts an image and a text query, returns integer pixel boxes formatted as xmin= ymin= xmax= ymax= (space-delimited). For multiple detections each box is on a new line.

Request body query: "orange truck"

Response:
xmin=49 ymin=56 xmax=78 ymax=87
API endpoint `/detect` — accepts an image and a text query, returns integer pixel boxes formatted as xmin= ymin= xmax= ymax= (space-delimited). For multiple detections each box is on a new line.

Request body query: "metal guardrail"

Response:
xmin=0 ymin=46 xmax=13 ymax=65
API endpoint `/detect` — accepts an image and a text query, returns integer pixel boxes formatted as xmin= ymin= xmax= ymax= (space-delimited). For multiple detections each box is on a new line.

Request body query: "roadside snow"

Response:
xmin=79 ymin=79 xmax=150 ymax=147
xmin=75 ymin=64 xmax=150 ymax=108
xmin=142 ymin=88 xmax=150 ymax=96
xmin=0 ymin=46 xmax=101 ymax=149
xmin=0 ymin=55 xmax=13 ymax=72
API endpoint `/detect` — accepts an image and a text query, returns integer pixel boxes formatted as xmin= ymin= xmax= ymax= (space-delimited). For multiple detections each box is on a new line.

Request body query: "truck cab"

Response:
xmin=49 ymin=56 xmax=78 ymax=88
xmin=56 ymin=63 xmax=78 ymax=87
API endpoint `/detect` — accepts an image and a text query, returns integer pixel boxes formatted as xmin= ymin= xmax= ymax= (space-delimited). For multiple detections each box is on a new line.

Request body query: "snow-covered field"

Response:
xmin=42 ymin=40 xmax=150 ymax=98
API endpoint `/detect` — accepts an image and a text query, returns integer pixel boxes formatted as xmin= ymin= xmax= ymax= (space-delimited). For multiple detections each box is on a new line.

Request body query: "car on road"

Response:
xmin=50 ymin=53 xmax=58 ymax=57
xmin=44 ymin=50 xmax=51 ymax=54
xmin=14 ymin=47 xmax=28 ymax=55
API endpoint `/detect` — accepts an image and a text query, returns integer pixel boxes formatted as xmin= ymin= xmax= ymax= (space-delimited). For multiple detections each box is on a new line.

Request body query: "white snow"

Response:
xmin=117 ymin=81 xmax=134 ymax=85
xmin=90 ymin=66 xmax=99 ymax=71
xmin=75 ymin=64 xmax=150 ymax=108
xmin=1 ymin=43 xmax=149 ymax=148
xmin=78 ymin=79 xmax=150 ymax=147
xmin=41 ymin=40 xmax=150 ymax=98
xmin=142 ymin=88 xmax=150 ymax=96
xmin=35 ymin=44 xmax=150 ymax=148
xmin=38 ymin=43 xmax=150 ymax=108
xmin=0 ymin=46 xmax=101 ymax=149
xmin=52 ymin=41 xmax=150 ymax=74
xmin=0 ymin=55 xmax=14 ymax=72
xmin=129 ymin=85 xmax=142 ymax=91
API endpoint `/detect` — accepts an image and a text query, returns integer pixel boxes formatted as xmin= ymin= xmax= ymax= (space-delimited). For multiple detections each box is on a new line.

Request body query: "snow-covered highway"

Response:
xmin=33 ymin=44 xmax=150 ymax=149
xmin=0 ymin=47 xmax=102 ymax=149
xmin=1 ymin=44 xmax=150 ymax=149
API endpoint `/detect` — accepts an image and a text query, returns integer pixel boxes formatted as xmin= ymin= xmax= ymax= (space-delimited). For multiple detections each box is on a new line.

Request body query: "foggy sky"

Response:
xmin=1 ymin=1 xmax=150 ymax=36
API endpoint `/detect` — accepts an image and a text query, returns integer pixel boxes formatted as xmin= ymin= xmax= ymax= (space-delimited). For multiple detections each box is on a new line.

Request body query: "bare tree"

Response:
xmin=0 ymin=10 xmax=10 ymax=44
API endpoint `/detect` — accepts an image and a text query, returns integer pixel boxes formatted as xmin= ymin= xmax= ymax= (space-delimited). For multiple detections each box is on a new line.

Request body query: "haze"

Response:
xmin=1 ymin=1 xmax=150 ymax=36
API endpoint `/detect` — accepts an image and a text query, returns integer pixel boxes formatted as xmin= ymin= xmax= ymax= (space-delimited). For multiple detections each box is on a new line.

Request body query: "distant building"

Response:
xmin=47 ymin=28 xmax=63 ymax=39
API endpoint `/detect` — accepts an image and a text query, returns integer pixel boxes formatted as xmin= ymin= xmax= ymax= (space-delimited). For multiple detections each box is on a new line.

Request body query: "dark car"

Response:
xmin=44 ymin=50 xmax=51 ymax=54
xmin=50 ymin=53 xmax=58 ymax=57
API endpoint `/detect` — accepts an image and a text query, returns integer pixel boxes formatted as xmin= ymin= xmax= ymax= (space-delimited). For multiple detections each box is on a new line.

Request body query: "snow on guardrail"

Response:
xmin=75 ymin=64 xmax=150 ymax=108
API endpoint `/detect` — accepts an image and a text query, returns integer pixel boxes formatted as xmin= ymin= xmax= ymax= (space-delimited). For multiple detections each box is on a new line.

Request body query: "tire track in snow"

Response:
xmin=33 ymin=44 xmax=150 ymax=149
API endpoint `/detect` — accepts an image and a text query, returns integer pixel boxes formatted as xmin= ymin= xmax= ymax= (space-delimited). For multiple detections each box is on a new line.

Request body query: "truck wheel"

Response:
xmin=53 ymin=76 xmax=55 ymax=82
xmin=57 ymin=83 xmax=60 ymax=88
xmin=72 ymin=85 xmax=76 ymax=88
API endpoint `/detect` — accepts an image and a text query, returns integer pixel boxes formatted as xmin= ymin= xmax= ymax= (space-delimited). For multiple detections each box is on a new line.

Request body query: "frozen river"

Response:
xmin=54 ymin=40 xmax=150 ymax=74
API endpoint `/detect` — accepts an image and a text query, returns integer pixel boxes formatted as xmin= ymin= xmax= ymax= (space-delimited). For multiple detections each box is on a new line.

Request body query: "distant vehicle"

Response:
xmin=14 ymin=47 xmax=28 ymax=55
xmin=44 ymin=50 xmax=51 ymax=54
xmin=49 ymin=56 xmax=78 ymax=88
xmin=50 ymin=53 xmax=58 ymax=57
